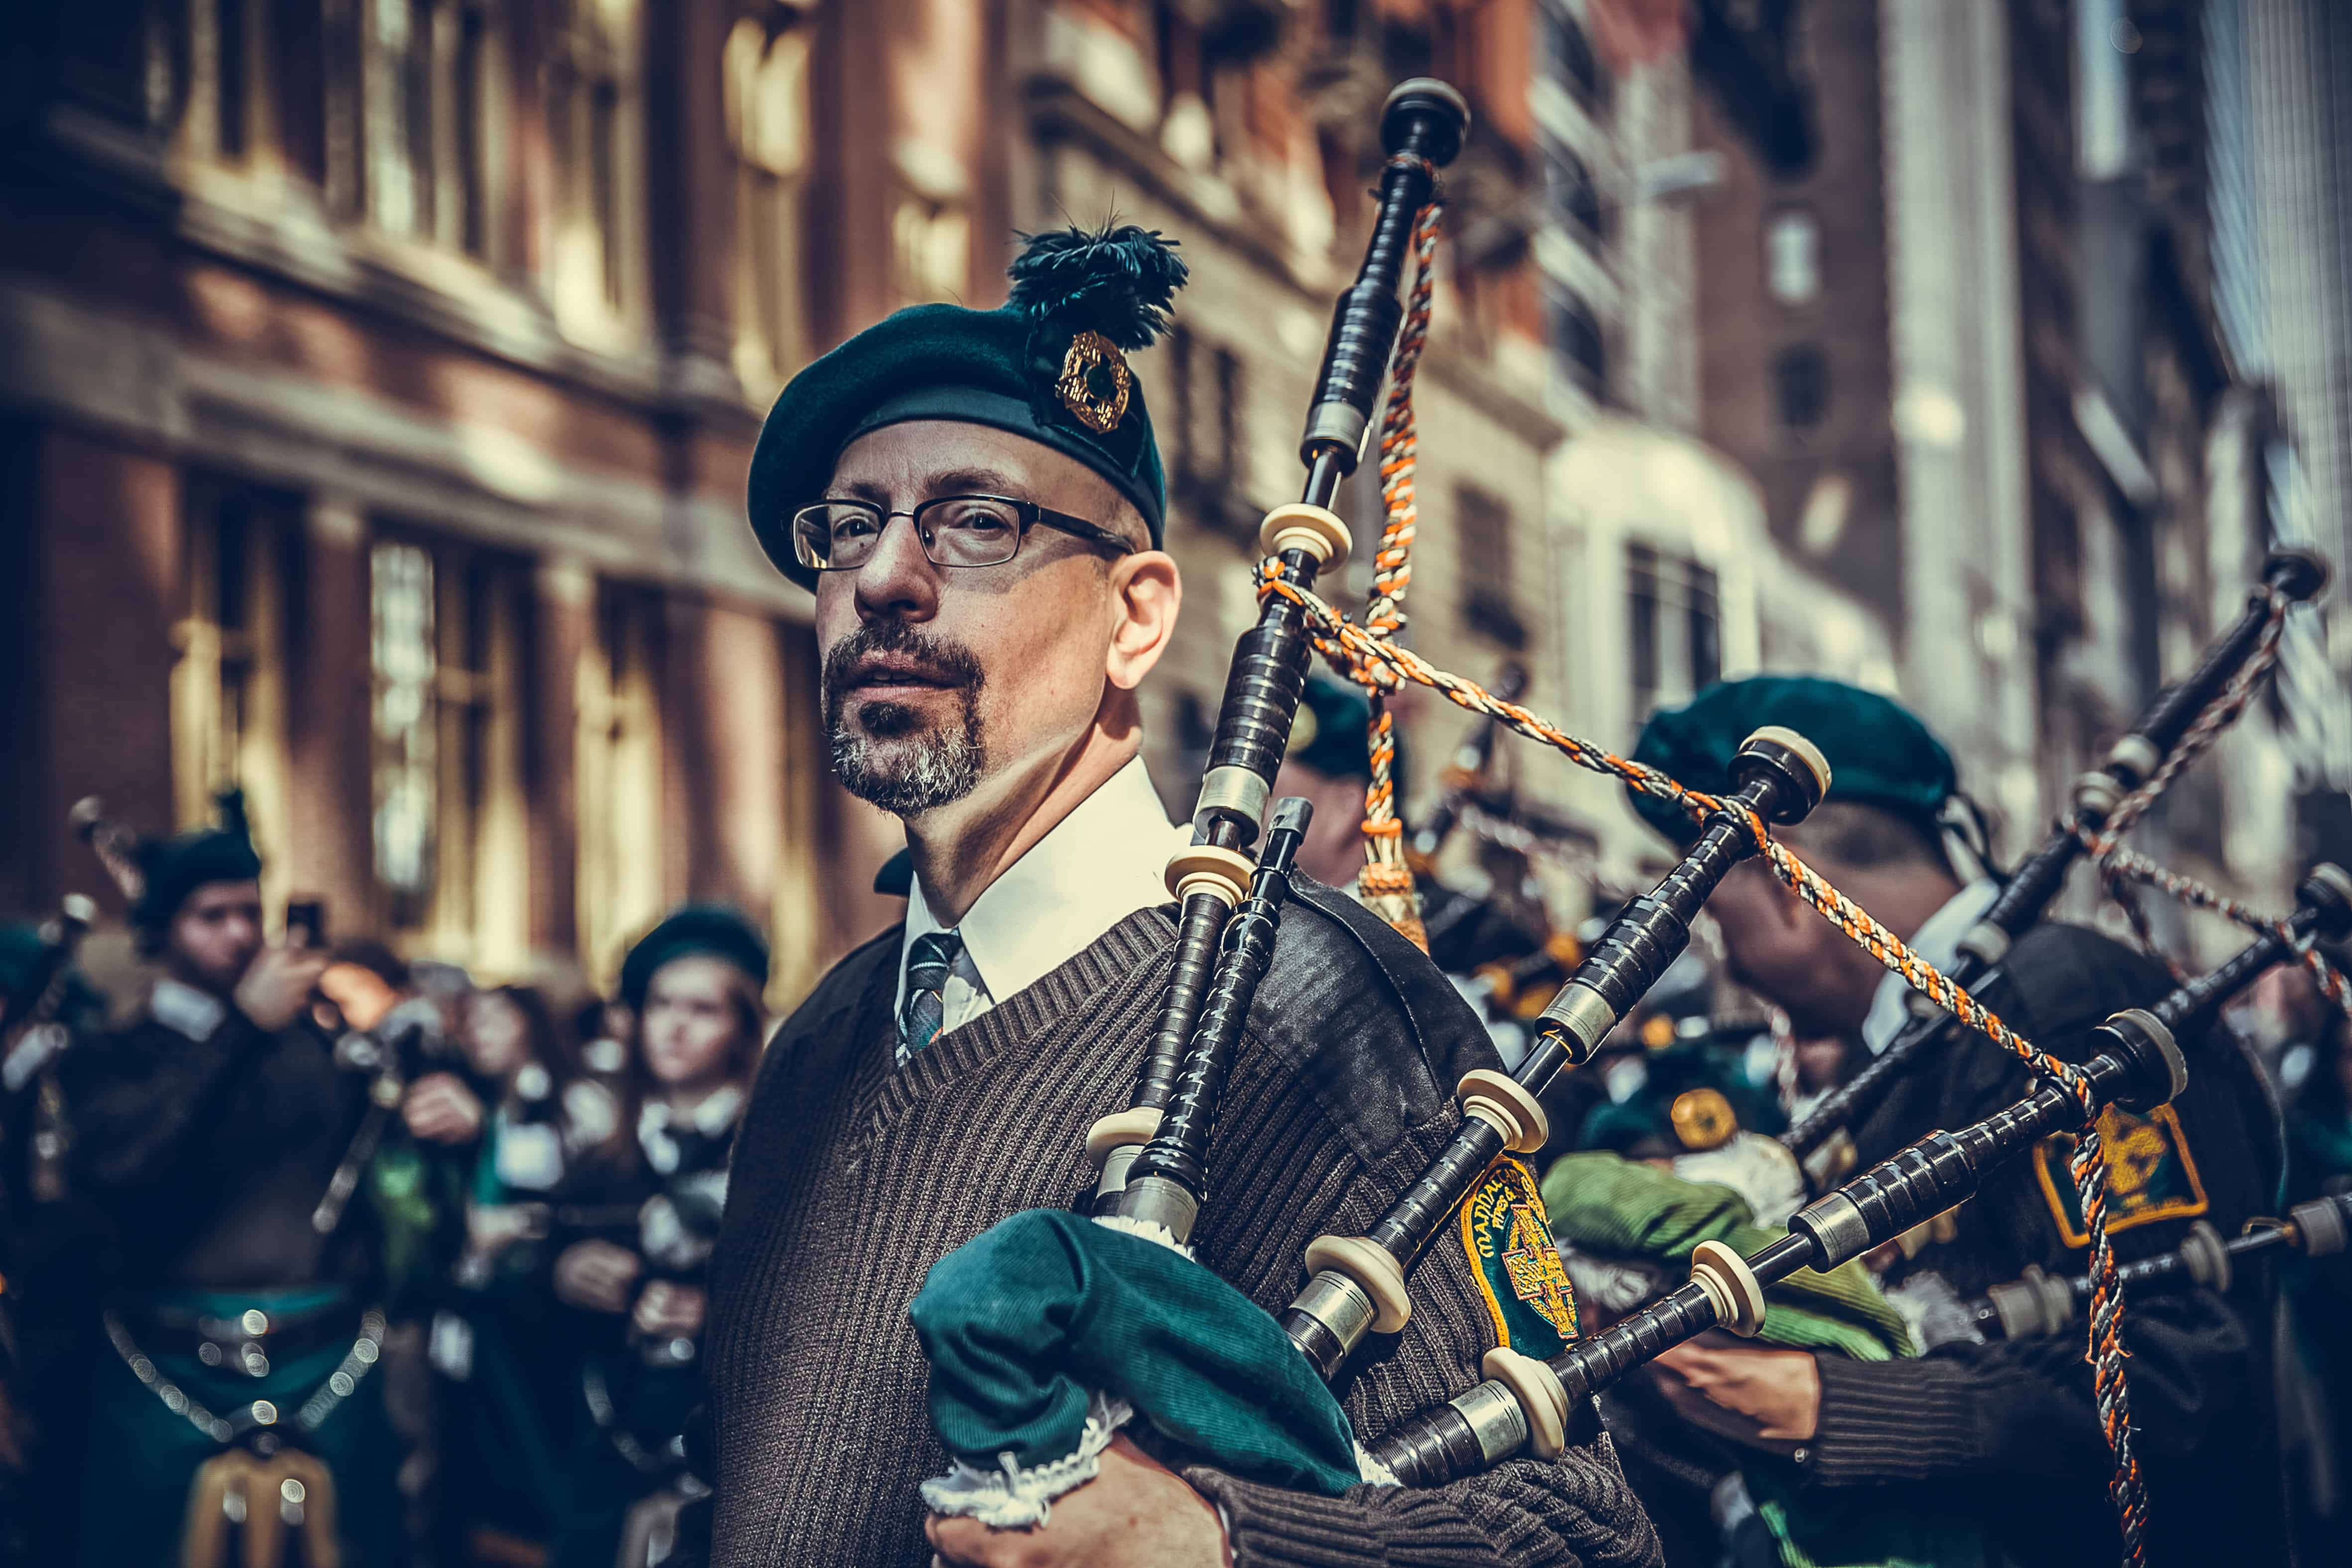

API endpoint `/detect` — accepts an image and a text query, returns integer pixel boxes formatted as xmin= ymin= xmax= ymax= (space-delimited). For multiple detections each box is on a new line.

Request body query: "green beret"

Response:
xmin=1628 ymin=675 xmax=1954 ymax=847
xmin=619 ymin=905 xmax=771 ymax=1013
xmin=1286 ymin=676 xmax=1375 ymax=784
xmin=748 ymin=225 xmax=1188 ymax=590
xmin=132 ymin=790 xmax=262 ymax=932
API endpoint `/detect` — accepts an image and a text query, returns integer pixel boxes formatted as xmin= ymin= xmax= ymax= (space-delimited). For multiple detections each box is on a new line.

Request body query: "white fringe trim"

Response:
xmin=919 ymin=1392 xmax=1135 ymax=1529
xmin=1090 ymin=1212 xmax=1196 ymax=1258
xmin=1353 ymin=1441 xmax=1401 ymax=1487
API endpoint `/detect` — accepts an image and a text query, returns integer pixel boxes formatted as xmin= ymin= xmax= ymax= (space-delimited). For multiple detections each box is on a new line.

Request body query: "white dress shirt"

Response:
xmin=893 ymin=755 xmax=1194 ymax=1033
xmin=1858 ymin=876 xmax=2000 ymax=1055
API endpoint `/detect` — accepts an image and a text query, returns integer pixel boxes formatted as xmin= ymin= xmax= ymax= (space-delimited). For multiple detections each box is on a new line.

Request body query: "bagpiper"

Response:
xmin=59 ymin=795 xmax=401 ymax=1568
xmin=686 ymin=221 xmax=1656 ymax=1568
xmin=1616 ymin=676 xmax=2286 ymax=1568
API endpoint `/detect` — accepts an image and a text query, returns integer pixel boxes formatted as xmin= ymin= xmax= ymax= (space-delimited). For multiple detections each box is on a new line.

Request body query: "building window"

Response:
xmin=173 ymin=0 xmax=265 ymax=166
xmin=1627 ymin=543 xmax=1723 ymax=721
xmin=1540 ymin=2 xmax=1609 ymax=115
xmin=577 ymin=584 xmax=667 ymax=984
xmin=369 ymin=534 xmax=527 ymax=953
xmin=725 ymin=16 xmax=815 ymax=398
xmin=1456 ymin=484 xmax=1529 ymax=649
xmin=2076 ymin=0 xmax=2134 ymax=181
xmin=1547 ymin=285 xmax=1606 ymax=396
xmin=1543 ymin=136 xmax=1605 ymax=245
xmin=172 ymin=484 xmax=292 ymax=887
xmin=550 ymin=0 xmax=641 ymax=339
xmin=1764 ymin=209 xmax=1820 ymax=304
xmin=357 ymin=0 xmax=500 ymax=257
xmin=1170 ymin=327 xmax=1252 ymax=534
xmin=370 ymin=540 xmax=438 ymax=906
xmin=1772 ymin=343 xmax=1829 ymax=429
xmin=891 ymin=188 xmax=971 ymax=309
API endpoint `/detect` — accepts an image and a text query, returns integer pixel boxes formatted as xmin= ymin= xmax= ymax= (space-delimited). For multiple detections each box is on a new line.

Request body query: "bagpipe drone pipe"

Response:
xmin=1083 ymin=78 xmax=1475 ymax=1226
xmin=1969 ymin=1194 xmax=2352 ymax=1344
xmin=1782 ymin=549 xmax=2330 ymax=1182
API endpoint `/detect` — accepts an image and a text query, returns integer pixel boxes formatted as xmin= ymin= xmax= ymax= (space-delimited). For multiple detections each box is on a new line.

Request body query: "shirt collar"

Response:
xmin=900 ymin=754 xmax=1189 ymax=1010
xmin=151 ymin=977 xmax=229 ymax=1042
xmin=1860 ymin=877 xmax=2000 ymax=1055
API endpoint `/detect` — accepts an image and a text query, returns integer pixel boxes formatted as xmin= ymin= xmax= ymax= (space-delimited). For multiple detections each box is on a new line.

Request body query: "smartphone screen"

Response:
xmin=285 ymin=898 xmax=326 ymax=950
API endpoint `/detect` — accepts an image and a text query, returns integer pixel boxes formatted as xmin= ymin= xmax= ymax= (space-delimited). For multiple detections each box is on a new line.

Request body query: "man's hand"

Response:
xmin=401 ymin=1072 xmax=485 ymax=1143
xmin=233 ymin=944 xmax=332 ymax=1032
xmin=925 ymin=1434 xmax=1229 ymax=1568
xmin=554 ymin=1239 xmax=643 ymax=1314
xmin=632 ymin=1280 xmax=707 ymax=1341
xmin=1645 ymin=1334 xmax=1820 ymax=1455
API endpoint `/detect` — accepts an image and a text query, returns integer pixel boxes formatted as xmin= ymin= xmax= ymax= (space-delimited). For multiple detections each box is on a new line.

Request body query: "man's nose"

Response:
xmin=852 ymin=515 xmax=941 ymax=622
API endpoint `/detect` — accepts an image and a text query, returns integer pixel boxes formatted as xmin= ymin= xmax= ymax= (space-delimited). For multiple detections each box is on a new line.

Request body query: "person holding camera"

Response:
xmin=60 ymin=796 xmax=404 ymax=1568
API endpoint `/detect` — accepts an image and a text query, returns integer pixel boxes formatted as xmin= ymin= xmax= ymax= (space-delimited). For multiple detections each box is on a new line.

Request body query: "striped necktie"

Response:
xmin=897 ymin=929 xmax=963 ymax=1063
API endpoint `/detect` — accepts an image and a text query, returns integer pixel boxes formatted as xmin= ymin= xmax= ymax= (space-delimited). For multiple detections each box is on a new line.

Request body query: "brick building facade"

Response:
xmin=4 ymin=0 xmax=1665 ymax=999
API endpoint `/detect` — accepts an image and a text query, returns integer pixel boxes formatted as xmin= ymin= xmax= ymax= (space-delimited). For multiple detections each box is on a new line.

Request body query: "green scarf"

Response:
xmin=1542 ymin=1151 xmax=1991 ymax=1568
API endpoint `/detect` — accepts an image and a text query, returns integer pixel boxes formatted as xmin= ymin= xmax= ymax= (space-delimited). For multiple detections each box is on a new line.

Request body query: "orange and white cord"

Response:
xmin=1355 ymin=202 xmax=1443 ymax=951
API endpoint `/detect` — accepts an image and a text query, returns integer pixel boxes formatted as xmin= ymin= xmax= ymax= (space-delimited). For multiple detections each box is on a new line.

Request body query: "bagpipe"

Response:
xmin=1781 ymin=548 xmax=2331 ymax=1183
xmin=1971 ymin=1195 xmax=2352 ymax=1344
xmin=917 ymin=77 xmax=2343 ymax=1568
xmin=1367 ymin=860 xmax=2352 ymax=1482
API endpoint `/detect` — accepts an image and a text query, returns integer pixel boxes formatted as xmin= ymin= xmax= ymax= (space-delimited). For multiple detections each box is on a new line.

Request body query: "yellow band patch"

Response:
xmin=1460 ymin=1157 xmax=1577 ymax=1358
xmin=2032 ymin=1102 xmax=2209 ymax=1248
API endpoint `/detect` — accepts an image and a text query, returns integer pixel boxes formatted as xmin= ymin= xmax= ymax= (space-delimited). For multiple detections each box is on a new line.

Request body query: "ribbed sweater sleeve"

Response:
xmin=1192 ymin=1439 xmax=1658 ymax=1568
xmin=1806 ymin=1286 xmax=2251 ymax=1487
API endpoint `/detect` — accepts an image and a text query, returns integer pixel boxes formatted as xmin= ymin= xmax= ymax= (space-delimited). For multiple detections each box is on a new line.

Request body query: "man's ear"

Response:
xmin=1106 ymin=551 xmax=1180 ymax=691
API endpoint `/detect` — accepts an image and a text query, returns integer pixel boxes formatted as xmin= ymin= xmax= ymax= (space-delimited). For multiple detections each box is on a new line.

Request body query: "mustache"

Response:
xmin=820 ymin=620 xmax=986 ymax=705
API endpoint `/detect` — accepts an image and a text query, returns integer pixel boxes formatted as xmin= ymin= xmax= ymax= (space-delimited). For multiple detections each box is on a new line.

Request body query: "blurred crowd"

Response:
xmin=0 ymin=795 xmax=770 ymax=1568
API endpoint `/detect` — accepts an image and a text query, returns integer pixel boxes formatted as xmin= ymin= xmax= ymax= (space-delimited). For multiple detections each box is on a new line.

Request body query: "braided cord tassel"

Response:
xmin=1356 ymin=203 xmax=1443 ymax=951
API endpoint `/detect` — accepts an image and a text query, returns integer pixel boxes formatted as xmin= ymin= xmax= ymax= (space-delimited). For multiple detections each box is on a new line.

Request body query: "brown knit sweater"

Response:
xmin=701 ymin=885 xmax=1660 ymax=1568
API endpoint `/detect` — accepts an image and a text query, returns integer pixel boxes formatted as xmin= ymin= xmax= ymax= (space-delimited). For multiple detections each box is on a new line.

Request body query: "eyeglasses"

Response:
xmin=789 ymin=494 xmax=1138 ymax=572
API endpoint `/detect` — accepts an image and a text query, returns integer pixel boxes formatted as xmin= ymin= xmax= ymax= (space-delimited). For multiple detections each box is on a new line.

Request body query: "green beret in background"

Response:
xmin=1576 ymin=1037 xmax=1785 ymax=1157
xmin=1285 ymin=673 xmax=1410 ymax=786
xmin=618 ymin=904 xmax=771 ymax=1013
xmin=1628 ymin=674 xmax=1955 ymax=847
xmin=748 ymin=224 xmax=1189 ymax=590
xmin=131 ymin=790 xmax=263 ymax=932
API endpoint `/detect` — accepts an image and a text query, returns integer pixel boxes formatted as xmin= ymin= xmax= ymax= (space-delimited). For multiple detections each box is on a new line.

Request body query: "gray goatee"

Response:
xmin=821 ymin=623 xmax=987 ymax=816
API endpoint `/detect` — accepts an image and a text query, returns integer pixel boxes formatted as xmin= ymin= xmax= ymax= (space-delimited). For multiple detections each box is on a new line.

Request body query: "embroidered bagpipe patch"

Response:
xmin=1461 ymin=1158 xmax=1578 ymax=1356
xmin=2032 ymin=1103 xmax=2210 ymax=1248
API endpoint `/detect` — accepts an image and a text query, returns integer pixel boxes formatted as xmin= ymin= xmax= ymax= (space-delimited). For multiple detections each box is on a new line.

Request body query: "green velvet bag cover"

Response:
xmin=910 ymin=1209 xmax=1361 ymax=1504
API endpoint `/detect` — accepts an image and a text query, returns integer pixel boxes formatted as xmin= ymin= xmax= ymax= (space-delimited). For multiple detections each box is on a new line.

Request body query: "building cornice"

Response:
xmin=0 ymin=278 xmax=806 ymax=622
xmin=12 ymin=112 xmax=766 ymax=438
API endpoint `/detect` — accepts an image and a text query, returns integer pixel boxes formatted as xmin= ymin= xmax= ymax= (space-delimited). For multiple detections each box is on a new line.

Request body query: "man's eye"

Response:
xmin=940 ymin=502 xmax=1017 ymax=533
xmin=831 ymin=513 xmax=879 ymax=540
